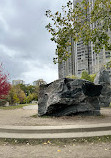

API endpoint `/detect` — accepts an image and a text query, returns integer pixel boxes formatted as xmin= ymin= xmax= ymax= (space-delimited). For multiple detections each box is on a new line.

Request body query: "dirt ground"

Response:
xmin=0 ymin=107 xmax=111 ymax=157
xmin=0 ymin=108 xmax=111 ymax=126
xmin=0 ymin=142 xmax=111 ymax=158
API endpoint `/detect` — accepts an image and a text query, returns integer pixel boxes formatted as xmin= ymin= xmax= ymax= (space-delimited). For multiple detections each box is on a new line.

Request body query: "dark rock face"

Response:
xmin=82 ymin=82 xmax=102 ymax=97
xmin=94 ymin=68 xmax=111 ymax=107
xmin=38 ymin=78 xmax=102 ymax=117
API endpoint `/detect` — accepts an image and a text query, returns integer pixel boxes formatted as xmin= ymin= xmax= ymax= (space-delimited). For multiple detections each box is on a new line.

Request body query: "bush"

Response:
xmin=81 ymin=70 xmax=96 ymax=82
xmin=90 ymin=74 xmax=96 ymax=82
xmin=0 ymin=99 xmax=7 ymax=106
xmin=66 ymin=75 xmax=78 ymax=79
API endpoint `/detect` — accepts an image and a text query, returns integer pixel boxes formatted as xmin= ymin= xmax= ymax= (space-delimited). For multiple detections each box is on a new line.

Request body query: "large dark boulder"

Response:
xmin=38 ymin=78 xmax=102 ymax=117
xmin=94 ymin=68 xmax=111 ymax=107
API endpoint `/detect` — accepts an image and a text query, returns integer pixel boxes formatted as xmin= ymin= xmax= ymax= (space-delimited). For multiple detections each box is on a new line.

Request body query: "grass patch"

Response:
xmin=0 ymin=103 xmax=35 ymax=110
xmin=31 ymin=114 xmax=38 ymax=118
xmin=0 ymin=136 xmax=111 ymax=146
xmin=31 ymin=114 xmax=54 ymax=118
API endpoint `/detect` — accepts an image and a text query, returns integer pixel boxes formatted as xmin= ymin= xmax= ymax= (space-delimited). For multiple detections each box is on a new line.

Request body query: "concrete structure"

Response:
xmin=12 ymin=80 xmax=25 ymax=85
xmin=58 ymin=0 xmax=111 ymax=82
xmin=33 ymin=79 xmax=47 ymax=86
xmin=0 ymin=123 xmax=111 ymax=139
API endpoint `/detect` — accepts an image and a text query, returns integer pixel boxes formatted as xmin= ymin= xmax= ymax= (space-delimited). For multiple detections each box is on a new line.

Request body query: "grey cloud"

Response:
xmin=0 ymin=54 xmax=28 ymax=81
xmin=0 ymin=0 xmax=66 ymax=83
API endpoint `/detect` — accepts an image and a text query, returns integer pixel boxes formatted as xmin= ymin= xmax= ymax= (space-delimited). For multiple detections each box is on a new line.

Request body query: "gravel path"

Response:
xmin=0 ymin=107 xmax=111 ymax=126
xmin=0 ymin=142 xmax=111 ymax=158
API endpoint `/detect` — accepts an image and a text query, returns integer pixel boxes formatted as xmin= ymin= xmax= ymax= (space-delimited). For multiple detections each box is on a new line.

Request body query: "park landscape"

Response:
xmin=0 ymin=0 xmax=111 ymax=158
xmin=0 ymin=61 xmax=111 ymax=158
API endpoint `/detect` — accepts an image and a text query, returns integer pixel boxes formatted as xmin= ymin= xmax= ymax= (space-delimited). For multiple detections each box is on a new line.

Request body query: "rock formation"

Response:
xmin=94 ymin=68 xmax=111 ymax=107
xmin=38 ymin=78 xmax=103 ymax=117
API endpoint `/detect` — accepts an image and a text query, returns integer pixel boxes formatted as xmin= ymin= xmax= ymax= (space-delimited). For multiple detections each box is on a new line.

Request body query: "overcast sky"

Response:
xmin=0 ymin=0 xmax=68 ymax=84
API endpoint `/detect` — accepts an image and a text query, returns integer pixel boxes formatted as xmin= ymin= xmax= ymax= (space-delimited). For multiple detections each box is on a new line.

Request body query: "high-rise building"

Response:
xmin=33 ymin=79 xmax=47 ymax=86
xmin=12 ymin=80 xmax=25 ymax=85
xmin=58 ymin=0 xmax=111 ymax=81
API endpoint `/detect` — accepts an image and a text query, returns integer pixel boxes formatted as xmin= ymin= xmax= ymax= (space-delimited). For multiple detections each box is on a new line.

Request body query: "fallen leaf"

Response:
xmin=57 ymin=150 xmax=61 ymax=152
xmin=47 ymin=140 xmax=51 ymax=144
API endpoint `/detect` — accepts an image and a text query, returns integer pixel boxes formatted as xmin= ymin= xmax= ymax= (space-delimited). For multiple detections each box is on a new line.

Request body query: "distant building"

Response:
xmin=33 ymin=79 xmax=47 ymax=86
xmin=12 ymin=80 xmax=25 ymax=86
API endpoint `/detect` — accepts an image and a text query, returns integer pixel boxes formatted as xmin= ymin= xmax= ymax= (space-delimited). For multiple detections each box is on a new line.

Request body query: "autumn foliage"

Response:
xmin=0 ymin=64 xmax=10 ymax=99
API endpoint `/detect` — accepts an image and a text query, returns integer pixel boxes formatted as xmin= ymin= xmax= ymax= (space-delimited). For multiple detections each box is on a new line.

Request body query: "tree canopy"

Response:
xmin=0 ymin=64 xmax=10 ymax=99
xmin=46 ymin=0 xmax=111 ymax=63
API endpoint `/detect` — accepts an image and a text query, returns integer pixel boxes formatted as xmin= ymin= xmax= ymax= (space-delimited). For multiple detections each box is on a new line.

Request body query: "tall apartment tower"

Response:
xmin=58 ymin=37 xmax=75 ymax=78
xmin=58 ymin=0 xmax=111 ymax=81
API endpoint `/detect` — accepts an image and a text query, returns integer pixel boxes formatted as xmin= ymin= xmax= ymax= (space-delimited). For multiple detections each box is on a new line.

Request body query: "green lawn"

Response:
xmin=0 ymin=103 xmax=35 ymax=110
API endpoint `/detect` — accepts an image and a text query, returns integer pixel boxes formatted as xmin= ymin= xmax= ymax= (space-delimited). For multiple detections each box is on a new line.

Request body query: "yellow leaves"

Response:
xmin=75 ymin=36 xmax=79 ymax=41
xmin=43 ymin=140 xmax=51 ymax=145
xmin=47 ymin=140 xmax=51 ymax=144
xmin=57 ymin=150 xmax=61 ymax=152
xmin=66 ymin=53 xmax=69 ymax=57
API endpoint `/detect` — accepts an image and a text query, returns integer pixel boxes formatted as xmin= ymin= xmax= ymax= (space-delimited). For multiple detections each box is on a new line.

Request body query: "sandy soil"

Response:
xmin=0 ymin=107 xmax=111 ymax=157
xmin=0 ymin=108 xmax=111 ymax=126
xmin=0 ymin=142 xmax=111 ymax=158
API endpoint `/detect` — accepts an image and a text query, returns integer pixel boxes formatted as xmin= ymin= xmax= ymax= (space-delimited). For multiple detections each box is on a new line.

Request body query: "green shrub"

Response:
xmin=90 ymin=74 xmax=96 ymax=82
xmin=0 ymin=99 xmax=7 ymax=106
xmin=81 ymin=70 xmax=96 ymax=82
xmin=66 ymin=75 xmax=78 ymax=79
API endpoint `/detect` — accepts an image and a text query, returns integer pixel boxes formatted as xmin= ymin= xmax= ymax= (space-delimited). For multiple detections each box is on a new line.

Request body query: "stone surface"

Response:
xmin=94 ymin=68 xmax=111 ymax=107
xmin=38 ymin=78 xmax=102 ymax=117
xmin=94 ymin=67 xmax=110 ymax=85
